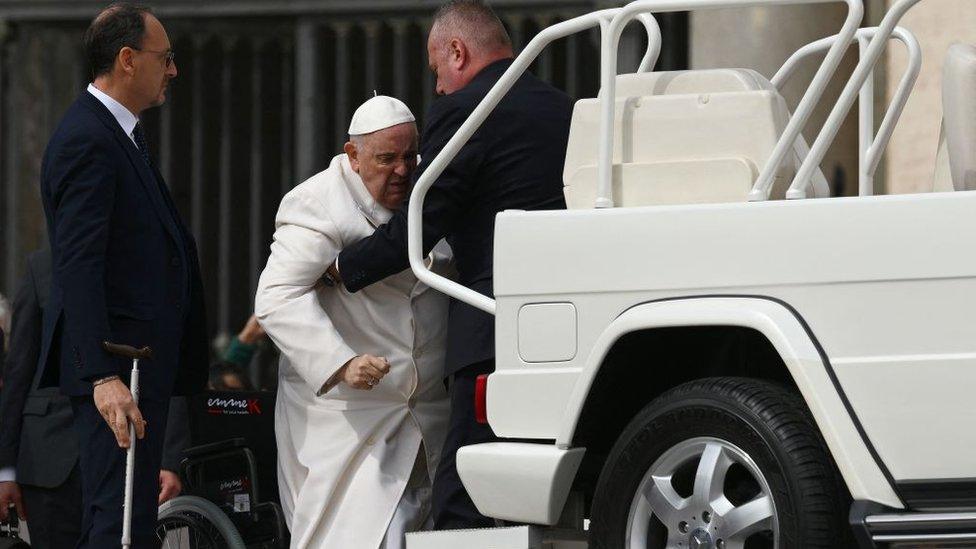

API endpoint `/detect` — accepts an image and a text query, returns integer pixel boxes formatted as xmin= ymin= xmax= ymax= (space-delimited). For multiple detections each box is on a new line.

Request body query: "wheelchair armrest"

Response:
xmin=183 ymin=437 xmax=248 ymax=459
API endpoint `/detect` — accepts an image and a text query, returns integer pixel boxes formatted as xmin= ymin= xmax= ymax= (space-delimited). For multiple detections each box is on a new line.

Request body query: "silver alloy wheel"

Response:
xmin=625 ymin=436 xmax=779 ymax=549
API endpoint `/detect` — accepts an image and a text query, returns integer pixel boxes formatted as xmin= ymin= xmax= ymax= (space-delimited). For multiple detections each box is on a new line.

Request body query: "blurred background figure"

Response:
xmin=0 ymin=249 xmax=191 ymax=548
xmin=208 ymin=361 xmax=255 ymax=391
xmin=209 ymin=314 xmax=266 ymax=391
xmin=220 ymin=314 xmax=266 ymax=369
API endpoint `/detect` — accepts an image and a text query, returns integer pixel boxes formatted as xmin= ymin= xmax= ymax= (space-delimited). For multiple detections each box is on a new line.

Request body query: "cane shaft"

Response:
xmin=121 ymin=358 xmax=140 ymax=548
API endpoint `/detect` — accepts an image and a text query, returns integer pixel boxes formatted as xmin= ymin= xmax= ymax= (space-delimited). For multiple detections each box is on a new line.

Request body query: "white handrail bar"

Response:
xmin=596 ymin=0 xmax=863 ymax=208
xmin=638 ymin=14 xmax=664 ymax=72
xmin=771 ymin=27 xmax=921 ymax=197
xmin=791 ymin=0 xmax=925 ymax=198
xmin=406 ymin=10 xmax=662 ymax=315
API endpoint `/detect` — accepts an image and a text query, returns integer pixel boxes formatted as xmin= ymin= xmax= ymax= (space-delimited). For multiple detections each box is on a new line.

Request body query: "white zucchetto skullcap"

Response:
xmin=348 ymin=95 xmax=416 ymax=136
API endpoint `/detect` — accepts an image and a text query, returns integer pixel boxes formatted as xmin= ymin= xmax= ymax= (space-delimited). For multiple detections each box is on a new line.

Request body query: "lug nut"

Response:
xmin=716 ymin=539 xmax=725 ymax=549
xmin=702 ymin=511 xmax=711 ymax=524
xmin=679 ymin=521 xmax=689 ymax=533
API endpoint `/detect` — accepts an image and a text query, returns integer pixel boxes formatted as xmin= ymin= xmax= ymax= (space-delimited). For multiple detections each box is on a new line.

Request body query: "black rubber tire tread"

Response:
xmin=157 ymin=494 xmax=247 ymax=549
xmin=589 ymin=377 xmax=851 ymax=549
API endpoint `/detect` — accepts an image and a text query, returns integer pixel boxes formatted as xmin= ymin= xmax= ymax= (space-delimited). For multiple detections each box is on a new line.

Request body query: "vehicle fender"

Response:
xmin=556 ymin=296 xmax=902 ymax=508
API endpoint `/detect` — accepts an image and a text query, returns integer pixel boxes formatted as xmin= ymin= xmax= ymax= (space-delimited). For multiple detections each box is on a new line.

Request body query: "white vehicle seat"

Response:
xmin=564 ymin=68 xmax=822 ymax=209
xmin=933 ymin=44 xmax=976 ymax=192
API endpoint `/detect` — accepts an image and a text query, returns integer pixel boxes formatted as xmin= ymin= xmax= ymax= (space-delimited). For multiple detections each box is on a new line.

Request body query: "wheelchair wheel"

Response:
xmin=156 ymin=495 xmax=246 ymax=549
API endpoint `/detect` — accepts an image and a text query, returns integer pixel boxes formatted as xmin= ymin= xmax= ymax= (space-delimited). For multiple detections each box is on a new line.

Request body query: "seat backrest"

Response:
xmin=935 ymin=44 xmax=976 ymax=192
xmin=564 ymin=68 xmax=797 ymax=209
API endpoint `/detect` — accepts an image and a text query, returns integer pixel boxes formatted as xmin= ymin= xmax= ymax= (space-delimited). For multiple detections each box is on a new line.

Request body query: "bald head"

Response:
xmin=427 ymin=0 xmax=514 ymax=95
xmin=430 ymin=0 xmax=512 ymax=55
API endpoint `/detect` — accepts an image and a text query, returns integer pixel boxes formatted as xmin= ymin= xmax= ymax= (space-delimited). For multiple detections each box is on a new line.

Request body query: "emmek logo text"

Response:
xmin=207 ymin=397 xmax=262 ymax=415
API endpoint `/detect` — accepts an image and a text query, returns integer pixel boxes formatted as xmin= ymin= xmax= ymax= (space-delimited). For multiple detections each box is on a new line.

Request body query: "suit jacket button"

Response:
xmin=171 ymin=257 xmax=180 ymax=267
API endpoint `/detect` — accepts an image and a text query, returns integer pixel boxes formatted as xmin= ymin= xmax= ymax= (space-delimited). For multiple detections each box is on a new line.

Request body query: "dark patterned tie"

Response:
xmin=132 ymin=122 xmax=153 ymax=167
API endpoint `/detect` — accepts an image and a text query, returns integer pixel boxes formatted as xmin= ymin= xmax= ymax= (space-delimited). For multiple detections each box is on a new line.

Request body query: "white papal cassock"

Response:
xmin=255 ymin=153 xmax=450 ymax=549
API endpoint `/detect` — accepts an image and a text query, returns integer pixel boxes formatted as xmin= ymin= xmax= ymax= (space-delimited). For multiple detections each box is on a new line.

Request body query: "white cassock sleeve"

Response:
xmin=255 ymin=189 xmax=356 ymax=396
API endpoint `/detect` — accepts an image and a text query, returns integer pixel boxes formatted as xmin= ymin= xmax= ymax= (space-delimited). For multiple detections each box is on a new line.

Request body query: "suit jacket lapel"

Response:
xmin=79 ymin=92 xmax=185 ymax=252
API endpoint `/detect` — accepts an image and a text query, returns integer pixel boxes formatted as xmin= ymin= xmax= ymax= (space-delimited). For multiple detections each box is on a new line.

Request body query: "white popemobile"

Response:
xmin=404 ymin=0 xmax=976 ymax=547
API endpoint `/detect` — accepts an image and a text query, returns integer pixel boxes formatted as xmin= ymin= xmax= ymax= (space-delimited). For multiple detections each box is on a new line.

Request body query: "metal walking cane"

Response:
xmin=102 ymin=342 xmax=153 ymax=549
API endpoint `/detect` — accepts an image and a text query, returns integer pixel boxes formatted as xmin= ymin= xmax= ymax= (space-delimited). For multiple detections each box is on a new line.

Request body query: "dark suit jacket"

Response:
xmin=38 ymin=91 xmax=208 ymax=400
xmin=0 ymin=249 xmax=191 ymax=487
xmin=338 ymin=59 xmax=572 ymax=376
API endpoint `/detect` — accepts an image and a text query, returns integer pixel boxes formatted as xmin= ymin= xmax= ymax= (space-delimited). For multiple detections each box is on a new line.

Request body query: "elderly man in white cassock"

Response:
xmin=255 ymin=96 xmax=451 ymax=549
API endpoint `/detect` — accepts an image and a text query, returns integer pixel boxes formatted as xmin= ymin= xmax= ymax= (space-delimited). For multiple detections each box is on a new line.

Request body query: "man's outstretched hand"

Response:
xmin=94 ymin=379 xmax=146 ymax=448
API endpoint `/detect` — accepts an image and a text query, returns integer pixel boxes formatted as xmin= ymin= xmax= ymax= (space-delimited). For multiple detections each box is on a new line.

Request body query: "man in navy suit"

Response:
xmin=38 ymin=4 xmax=207 ymax=547
xmin=326 ymin=0 xmax=572 ymax=529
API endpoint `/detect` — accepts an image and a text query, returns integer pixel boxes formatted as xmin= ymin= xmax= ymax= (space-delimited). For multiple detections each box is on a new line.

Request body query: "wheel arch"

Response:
xmin=556 ymin=295 xmax=903 ymax=509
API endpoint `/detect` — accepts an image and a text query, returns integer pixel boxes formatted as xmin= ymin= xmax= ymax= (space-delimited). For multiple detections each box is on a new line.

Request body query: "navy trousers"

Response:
xmin=21 ymin=465 xmax=83 ymax=549
xmin=71 ymin=396 xmax=169 ymax=549
xmin=431 ymin=359 xmax=499 ymax=529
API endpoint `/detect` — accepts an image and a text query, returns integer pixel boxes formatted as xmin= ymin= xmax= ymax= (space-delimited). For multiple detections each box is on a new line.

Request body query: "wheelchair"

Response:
xmin=155 ymin=391 xmax=289 ymax=548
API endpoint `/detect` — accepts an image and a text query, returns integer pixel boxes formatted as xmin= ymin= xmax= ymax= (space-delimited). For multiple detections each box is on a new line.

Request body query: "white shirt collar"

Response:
xmin=339 ymin=154 xmax=393 ymax=227
xmin=87 ymin=83 xmax=140 ymax=144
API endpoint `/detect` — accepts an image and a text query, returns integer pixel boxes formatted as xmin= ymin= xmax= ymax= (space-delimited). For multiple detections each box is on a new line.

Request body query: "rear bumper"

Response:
xmin=456 ymin=442 xmax=585 ymax=525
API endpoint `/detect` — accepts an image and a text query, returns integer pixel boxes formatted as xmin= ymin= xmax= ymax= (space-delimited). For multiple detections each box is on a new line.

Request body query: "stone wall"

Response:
xmin=883 ymin=0 xmax=976 ymax=193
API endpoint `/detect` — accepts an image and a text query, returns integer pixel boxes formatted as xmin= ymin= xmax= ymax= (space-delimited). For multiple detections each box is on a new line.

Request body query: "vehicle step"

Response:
xmin=864 ymin=511 xmax=976 ymax=546
xmin=406 ymin=526 xmax=587 ymax=549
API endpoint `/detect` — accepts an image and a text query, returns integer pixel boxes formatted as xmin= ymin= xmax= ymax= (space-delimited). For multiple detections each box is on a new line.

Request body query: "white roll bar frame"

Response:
xmin=774 ymin=26 xmax=921 ymax=198
xmin=597 ymin=0 xmax=865 ymax=207
xmin=771 ymin=27 xmax=922 ymax=198
xmin=408 ymin=0 xmax=928 ymax=315
xmin=406 ymin=10 xmax=661 ymax=315
xmin=790 ymin=0 xmax=925 ymax=198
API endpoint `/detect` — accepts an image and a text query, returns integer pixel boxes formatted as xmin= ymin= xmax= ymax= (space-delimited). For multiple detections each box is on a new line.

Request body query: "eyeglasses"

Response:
xmin=132 ymin=47 xmax=175 ymax=69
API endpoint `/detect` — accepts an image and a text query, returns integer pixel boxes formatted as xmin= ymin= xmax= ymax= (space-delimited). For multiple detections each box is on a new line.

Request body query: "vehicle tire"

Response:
xmin=589 ymin=377 xmax=850 ymax=549
xmin=156 ymin=495 xmax=247 ymax=549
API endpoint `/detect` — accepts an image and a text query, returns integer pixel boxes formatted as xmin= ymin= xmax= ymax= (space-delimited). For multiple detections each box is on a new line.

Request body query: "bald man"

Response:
xmin=328 ymin=0 xmax=573 ymax=529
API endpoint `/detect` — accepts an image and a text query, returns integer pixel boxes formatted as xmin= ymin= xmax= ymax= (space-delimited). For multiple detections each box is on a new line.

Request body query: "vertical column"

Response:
xmin=1 ymin=26 xmax=15 ymax=293
xmin=505 ymin=14 xmax=524 ymax=53
xmin=218 ymin=37 xmax=237 ymax=336
xmin=294 ymin=20 xmax=319 ymax=181
xmin=332 ymin=22 xmax=351 ymax=151
xmin=190 ymin=36 xmax=206 ymax=249
xmin=249 ymin=37 xmax=265 ymax=387
xmin=280 ymin=38 xmax=294 ymax=195
xmin=564 ymin=19 xmax=579 ymax=98
xmin=363 ymin=20 xmax=380 ymax=95
xmin=391 ymin=19 xmax=410 ymax=101
xmin=691 ymin=5 xmax=857 ymax=194
xmin=419 ymin=18 xmax=434 ymax=115
xmin=533 ymin=14 xmax=554 ymax=83
xmin=249 ymin=37 xmax=265 ymax=295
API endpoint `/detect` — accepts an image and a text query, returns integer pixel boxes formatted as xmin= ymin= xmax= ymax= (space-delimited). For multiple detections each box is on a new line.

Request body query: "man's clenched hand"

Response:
xmin=340 ymin=354 xmax=390 ymax=390
xmin=94 ymin=379 xmax=145 ymax=448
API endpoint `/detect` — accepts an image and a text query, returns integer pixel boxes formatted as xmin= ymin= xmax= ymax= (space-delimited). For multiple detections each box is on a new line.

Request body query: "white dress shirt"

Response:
xmin=87 ymin=83 xmax=140 ymax=146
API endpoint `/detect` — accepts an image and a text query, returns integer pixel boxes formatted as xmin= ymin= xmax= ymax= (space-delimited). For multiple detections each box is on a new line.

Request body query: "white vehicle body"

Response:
xmin=404 ymin=0 xmax=976 ymax=546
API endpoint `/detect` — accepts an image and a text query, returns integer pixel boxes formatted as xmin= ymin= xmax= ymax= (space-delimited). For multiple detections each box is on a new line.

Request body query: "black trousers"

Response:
xmin=71 ymin=396 xmax=169 ymax=549
xmin=431 ymin=360 xmax=499 ymax=529
xmin=21 ymin=465 xmax=83 ymax=549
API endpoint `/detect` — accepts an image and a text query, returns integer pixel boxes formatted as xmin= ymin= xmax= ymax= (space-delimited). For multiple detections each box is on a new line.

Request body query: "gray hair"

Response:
xmin=431 ymin=0 xmax=512 ymax=54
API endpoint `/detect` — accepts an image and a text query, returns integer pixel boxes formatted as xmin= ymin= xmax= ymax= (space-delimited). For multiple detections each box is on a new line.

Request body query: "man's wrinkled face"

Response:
xmin=346 ymin=122 xmax=419 ymax=210
xmin=132 ymin=14 xmax=177 ymax=108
